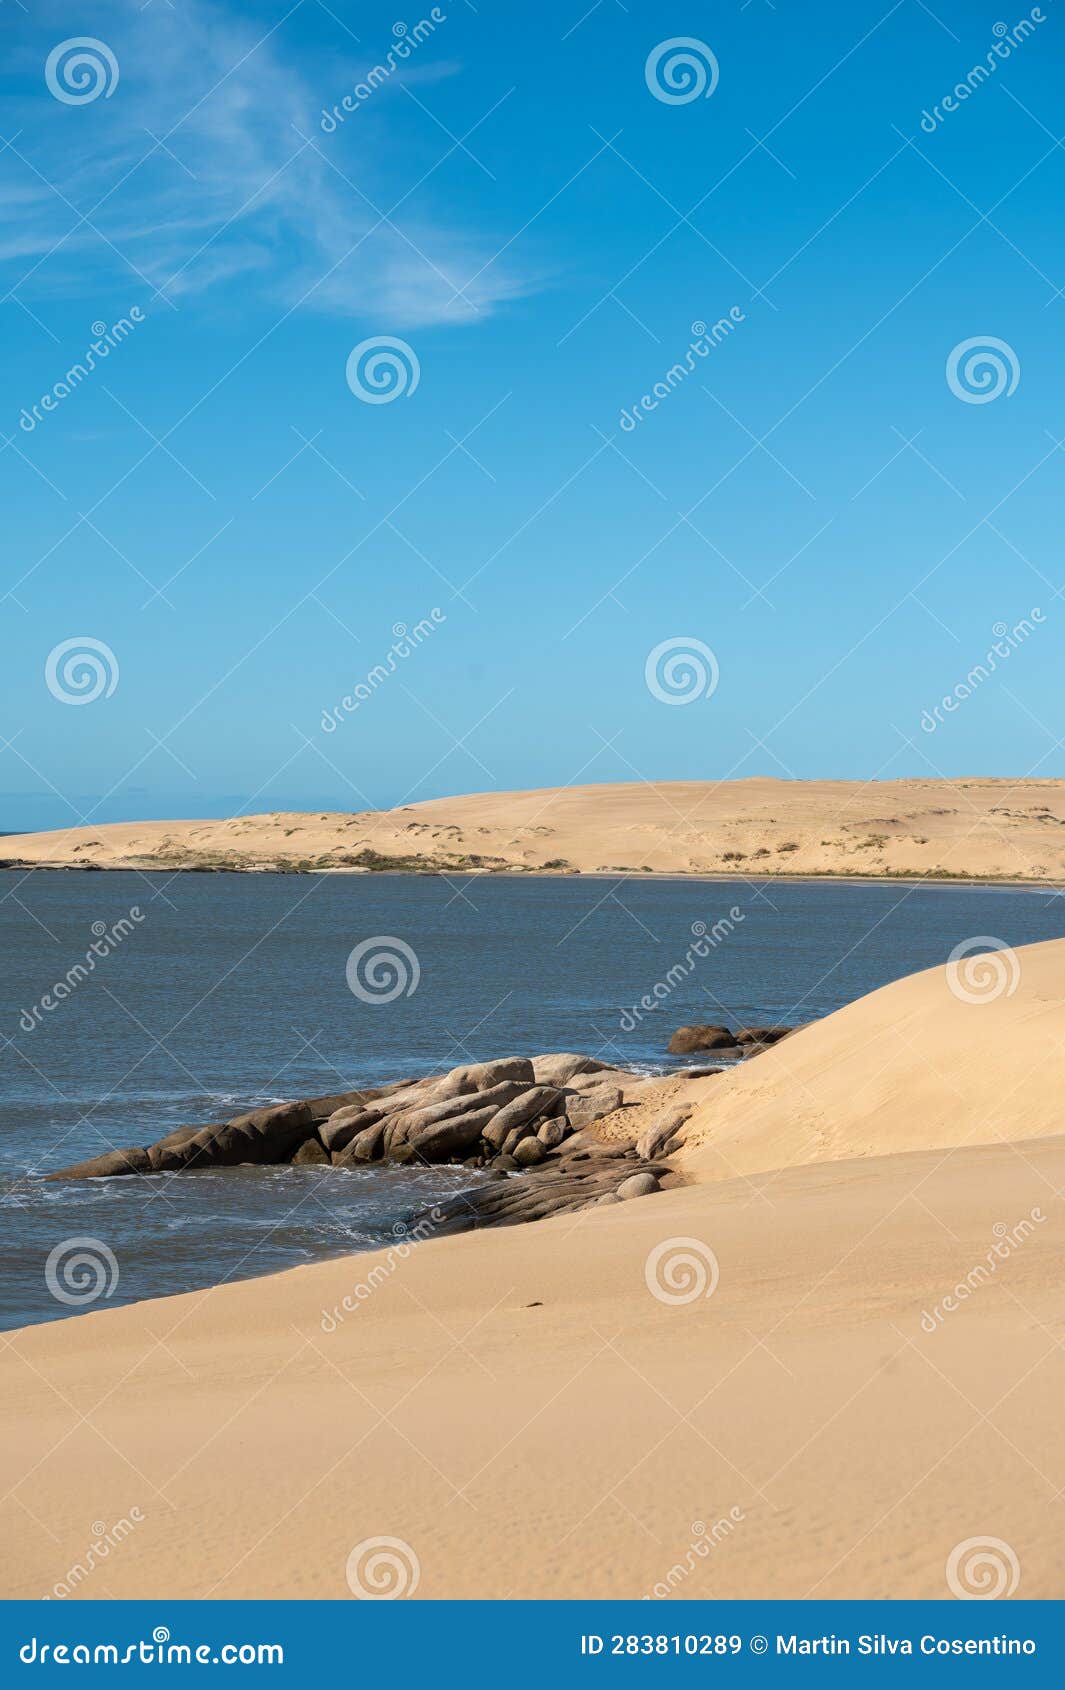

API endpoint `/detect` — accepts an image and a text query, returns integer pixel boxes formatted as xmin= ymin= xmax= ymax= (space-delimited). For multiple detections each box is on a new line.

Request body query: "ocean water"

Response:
xmin=2 ymin=868 xmax=1063 ymax=1329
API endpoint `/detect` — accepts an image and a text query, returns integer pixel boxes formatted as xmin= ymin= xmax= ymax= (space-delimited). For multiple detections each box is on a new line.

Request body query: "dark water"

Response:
xmin=2 ymin=869 xmax=1063 ymax=1329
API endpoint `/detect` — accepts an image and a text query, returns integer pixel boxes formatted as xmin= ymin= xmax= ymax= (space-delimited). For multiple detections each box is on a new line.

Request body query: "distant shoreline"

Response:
xmin=1 ymin=859 xmax=1061 ymax=893
xmin=4 ymin=778 xmax=1064 ymax=885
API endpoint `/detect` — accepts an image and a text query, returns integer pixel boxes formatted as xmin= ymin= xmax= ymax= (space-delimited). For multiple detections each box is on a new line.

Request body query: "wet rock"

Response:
xmin=667 ymin=1025 xmax=734 ymax=1055
xmin=46 ymin=1146 xmax=153 ymax=1181
xmin=291 ymin=1136 xmax=329 ymax=1166
xmin=735 ymin=1025 xmax=794 ymax=1045
xmin=333 ymin=1119 xmax=388 ymax=1165
xmin=320 ymin=1104 xmax=383 ymax=1154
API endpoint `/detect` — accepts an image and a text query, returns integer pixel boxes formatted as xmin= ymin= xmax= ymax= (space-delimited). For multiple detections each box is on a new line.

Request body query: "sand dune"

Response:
xmin=680 ymin=935 xmax=1065 ymax=1183
xmin=1 ymin=940 xmax=1062 ymax=1600
xmin=5 ymin=777 xmax=1065 ymax=880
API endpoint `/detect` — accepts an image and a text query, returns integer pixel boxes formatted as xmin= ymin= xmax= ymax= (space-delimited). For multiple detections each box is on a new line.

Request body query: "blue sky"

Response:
xmin=1 ymin=0 xmax=1063 ymax=830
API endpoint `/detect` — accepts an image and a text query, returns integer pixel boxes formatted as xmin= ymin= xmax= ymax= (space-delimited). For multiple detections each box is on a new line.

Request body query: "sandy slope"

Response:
xmin=2 ymin=943 xmax=1063 ymax=1600
xmin=5 ymin=777 xmax=1065 ymax=880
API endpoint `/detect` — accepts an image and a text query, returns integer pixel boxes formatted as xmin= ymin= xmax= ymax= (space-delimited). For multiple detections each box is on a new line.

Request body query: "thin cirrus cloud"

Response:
xmin=3 ymin=0 xmax=535 ymax=327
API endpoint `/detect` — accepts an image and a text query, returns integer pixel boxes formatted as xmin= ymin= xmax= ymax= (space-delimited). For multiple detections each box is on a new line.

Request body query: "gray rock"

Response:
xmin=512 ymin=1136 xmax=546 ymax=1167
xmin=530 ymin=1053 xmax=614 ymax=1087
xmin=385 ymin=1080 xmax=528 ymax=1152
xmin=636 ymin=1103 xmax=694 ymax=1161
xmin=536 ymin=1119 xmax=567 ymax=1149
xmin=320 ymin=1104 xmax=383 ymax=1154
xmin=667 ymin=1025 xmax=734 ymax=1055
xmin=333 ymin=1119 xmax=388 ymax=1165
xmin=483 ymin=1086 xmax=565 ymax=1149
xmin=46 ymin=1145 xmax=153 ymax=1181
xmin=404 ymin=1102 xmax=502 ymax=1162
xmin=434 ymin=1057 xmax=535 ymax=1100
xmin=566 ymin=1087 xmax=623 ymax=1133
xmin=616 ymin=1172 xmax=659 ymax=1200
xmin=291 ymin=1136 xmax=329 ymax=1166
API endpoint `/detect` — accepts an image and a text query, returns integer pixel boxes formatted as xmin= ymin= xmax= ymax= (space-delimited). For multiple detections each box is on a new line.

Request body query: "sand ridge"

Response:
xmin=6 ymin=777 xmax=1065 ymax=880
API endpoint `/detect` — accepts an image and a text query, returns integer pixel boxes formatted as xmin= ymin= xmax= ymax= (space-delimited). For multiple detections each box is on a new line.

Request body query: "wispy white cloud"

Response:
xmin=2 ymin=0 xmax=536 ymax=327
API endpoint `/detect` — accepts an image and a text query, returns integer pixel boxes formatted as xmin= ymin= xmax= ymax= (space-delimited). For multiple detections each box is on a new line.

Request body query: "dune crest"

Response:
xmin=679 ymin=937 xmax=1062 ymax=1183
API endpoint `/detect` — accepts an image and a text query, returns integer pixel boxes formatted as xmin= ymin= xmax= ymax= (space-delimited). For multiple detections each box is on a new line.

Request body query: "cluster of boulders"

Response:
xmin=45 ymin=1055 xmax=682 ymax=1201
xmin=667 ymin=1022 xmax=798 ymax=1059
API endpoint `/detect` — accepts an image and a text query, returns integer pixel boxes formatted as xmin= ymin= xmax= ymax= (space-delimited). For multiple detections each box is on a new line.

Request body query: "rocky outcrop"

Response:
xmin=668 ymin=1020 xmax=803 ymax=1057
xmin=636 ymin=1102 xmax=694 ymax=1162
xmin=421 ymin=1154 xmax=672 ymax=1235
xmin=45 ymin=1054 xmax=660 ymax=1183
xmin=667 ymin=1025 xmax=737 ymax=1055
